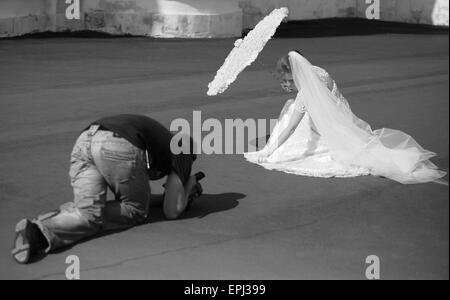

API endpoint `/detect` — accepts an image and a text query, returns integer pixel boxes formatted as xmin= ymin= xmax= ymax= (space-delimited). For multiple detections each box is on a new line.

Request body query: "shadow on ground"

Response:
xmin=28 ymin=193 xmax=246 ymax=264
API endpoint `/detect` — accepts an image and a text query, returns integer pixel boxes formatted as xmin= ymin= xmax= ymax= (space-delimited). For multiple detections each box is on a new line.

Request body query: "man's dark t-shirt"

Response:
xmin=87 ymin=114 xmax=194 ymax=184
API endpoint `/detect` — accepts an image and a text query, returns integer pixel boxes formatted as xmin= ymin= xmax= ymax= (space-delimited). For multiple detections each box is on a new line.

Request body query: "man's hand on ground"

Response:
xmin=186 ymin=173 xmax=205 ymax=210
xmin=187 ymin=182 xmax=203 ymax=211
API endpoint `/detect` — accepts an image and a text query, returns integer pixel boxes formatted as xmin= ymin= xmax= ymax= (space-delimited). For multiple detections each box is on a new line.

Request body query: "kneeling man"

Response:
xmin=12 ymin=114 xmax=202 ymax=264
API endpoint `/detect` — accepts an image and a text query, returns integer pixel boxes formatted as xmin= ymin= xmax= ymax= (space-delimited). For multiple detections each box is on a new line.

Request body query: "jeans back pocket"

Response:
xmin=101 ymin=146 xmax=136 ymax=162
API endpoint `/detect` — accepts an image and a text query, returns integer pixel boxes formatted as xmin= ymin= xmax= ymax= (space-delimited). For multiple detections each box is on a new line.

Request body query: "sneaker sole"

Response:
xmin=11 ymin=219 xmax=32 ymax=264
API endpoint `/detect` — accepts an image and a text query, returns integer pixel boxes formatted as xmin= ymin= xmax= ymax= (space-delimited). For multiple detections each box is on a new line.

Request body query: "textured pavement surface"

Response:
xmin=0 ymin=32 xmax=448 ymax=279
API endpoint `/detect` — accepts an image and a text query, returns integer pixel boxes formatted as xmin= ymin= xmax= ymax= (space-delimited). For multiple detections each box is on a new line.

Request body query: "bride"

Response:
xmin=244 ymin=51 xmax=447 ymax=184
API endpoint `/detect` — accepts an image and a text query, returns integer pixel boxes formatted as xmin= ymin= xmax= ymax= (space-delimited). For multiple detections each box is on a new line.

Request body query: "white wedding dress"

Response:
xmin=245 ymin=52 xmax=446 ymax=184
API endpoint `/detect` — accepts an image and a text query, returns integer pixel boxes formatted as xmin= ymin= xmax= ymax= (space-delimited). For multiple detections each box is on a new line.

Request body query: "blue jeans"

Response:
xmin=34 ymin=125 xmax=151 ymax=252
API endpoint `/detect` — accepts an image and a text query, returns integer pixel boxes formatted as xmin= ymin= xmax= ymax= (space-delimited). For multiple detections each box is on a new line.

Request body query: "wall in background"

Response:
xmin=0 ymin=0 xmax=242 ymax=38
xmin=0 ymin=0 xmax=448 ymax=38
xmin=239 ymin=0 xmax=449 ymax=28
xmin=0 ymin=0 xmax=53 ymax=37
xmin=354 ymin=0 xmax=449 ymax=26
xmin=239 ymin=0 xmax=357 ymax=29
xmin=81 ymin=0 xmax=242 ymax=38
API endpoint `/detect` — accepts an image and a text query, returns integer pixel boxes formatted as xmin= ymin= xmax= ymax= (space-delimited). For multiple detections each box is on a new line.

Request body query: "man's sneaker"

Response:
xmin=12 ymin=219 xmax=43 ymax=264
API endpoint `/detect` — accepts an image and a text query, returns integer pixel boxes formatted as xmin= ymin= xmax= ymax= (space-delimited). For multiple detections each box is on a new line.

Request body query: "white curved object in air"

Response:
xmin=207 ymin=7 xmax=289 ymax=96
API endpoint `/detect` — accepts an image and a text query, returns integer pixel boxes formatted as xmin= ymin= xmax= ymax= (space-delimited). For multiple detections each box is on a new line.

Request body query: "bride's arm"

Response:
xmin=259 ymin=109 xmax=304 ymax=161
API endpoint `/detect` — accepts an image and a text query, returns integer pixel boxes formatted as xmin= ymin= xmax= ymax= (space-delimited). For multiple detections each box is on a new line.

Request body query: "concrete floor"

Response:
xmin=0 ymin=33 xmax=448 ymax=280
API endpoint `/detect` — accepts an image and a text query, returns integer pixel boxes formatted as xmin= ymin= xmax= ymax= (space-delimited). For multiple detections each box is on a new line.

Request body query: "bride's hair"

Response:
xmin=275 ymin=50 xmax=303 ymax=76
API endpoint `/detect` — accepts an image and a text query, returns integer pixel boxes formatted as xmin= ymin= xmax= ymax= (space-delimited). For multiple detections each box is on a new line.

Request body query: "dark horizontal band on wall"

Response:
xmin=271 ymin=18 xmax=450 ymax=38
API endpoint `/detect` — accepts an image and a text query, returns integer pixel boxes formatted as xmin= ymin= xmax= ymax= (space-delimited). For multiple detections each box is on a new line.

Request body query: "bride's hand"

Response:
xmin=258 ymin=152 xmax=270 ymax=163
